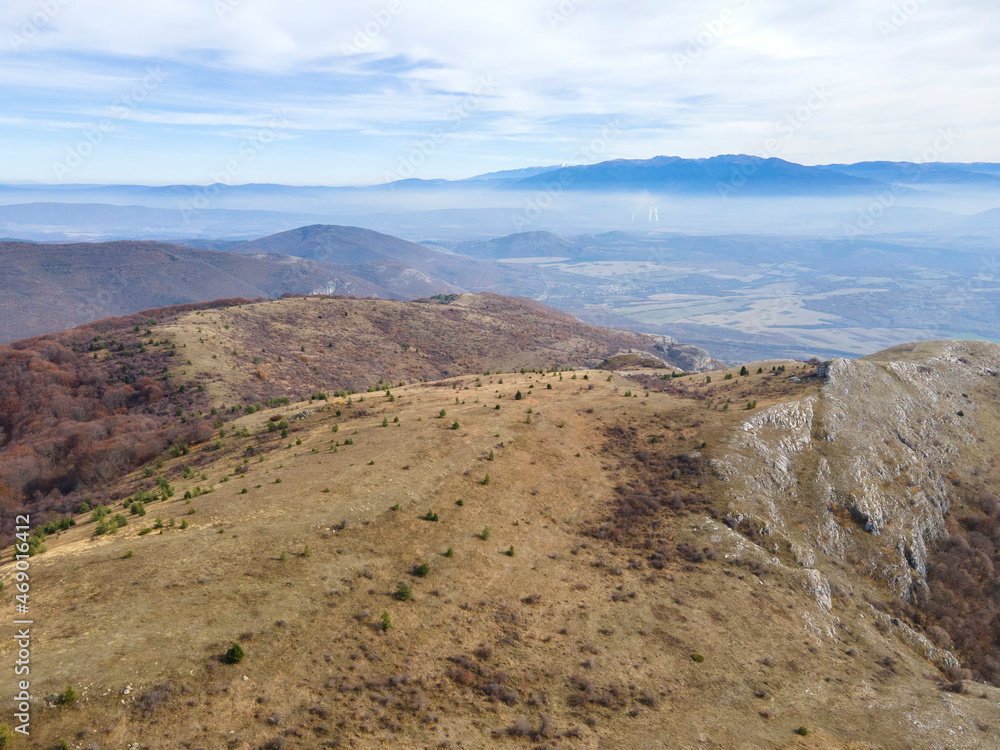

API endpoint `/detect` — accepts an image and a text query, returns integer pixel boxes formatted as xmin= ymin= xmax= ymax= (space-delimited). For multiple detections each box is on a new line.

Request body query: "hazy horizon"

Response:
xmin=3 ymin=153 xmax=1000 ymax=190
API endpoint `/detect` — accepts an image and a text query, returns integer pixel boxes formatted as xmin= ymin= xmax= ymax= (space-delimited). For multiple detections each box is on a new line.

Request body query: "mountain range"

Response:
xmin=2 ymin=155 xmax=999 ymax=245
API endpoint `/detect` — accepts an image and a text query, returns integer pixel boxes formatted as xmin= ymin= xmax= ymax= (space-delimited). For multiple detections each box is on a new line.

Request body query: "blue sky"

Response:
xmin=1 ymin=0 xmax=997 ymax=185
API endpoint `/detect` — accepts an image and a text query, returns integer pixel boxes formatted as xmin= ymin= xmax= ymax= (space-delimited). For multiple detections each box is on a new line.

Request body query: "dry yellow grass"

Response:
xmin=2 ymin=350 xmax=998 ymax=748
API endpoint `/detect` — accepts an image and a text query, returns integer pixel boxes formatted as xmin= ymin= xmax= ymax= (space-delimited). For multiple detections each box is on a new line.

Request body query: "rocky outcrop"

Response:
xmin=604 ymin=335 xmax=723 ymax=373
xmin=651 ymin=335 xmax=725 ymax=372
xmin=715 ymin=340 xmax=999 ymax=601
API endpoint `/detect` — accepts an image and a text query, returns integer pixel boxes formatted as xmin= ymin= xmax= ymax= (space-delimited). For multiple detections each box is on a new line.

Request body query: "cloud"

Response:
xmin=0 ymin=0 xmax=997 ymax=183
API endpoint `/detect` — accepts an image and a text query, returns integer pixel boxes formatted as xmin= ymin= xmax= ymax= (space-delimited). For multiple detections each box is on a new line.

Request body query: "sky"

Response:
xmin=1 ymin=0 xmax=998 ymax=186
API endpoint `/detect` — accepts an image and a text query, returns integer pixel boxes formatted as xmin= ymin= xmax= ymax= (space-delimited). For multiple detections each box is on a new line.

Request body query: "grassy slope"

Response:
xmin=0 ymin=293 xmax=706 ymax=528
xmin=4 ymin=355 xmax=999 ymax=748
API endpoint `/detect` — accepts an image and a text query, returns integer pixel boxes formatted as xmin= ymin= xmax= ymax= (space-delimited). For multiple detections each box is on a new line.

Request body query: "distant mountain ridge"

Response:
xmin=227 ymin=224 xmax=448 ymax=265
xmin=504 ymin=155 xmax=890 ymax=195
xmin=3 ymin=157 xmax=999 ymax=210
xmin=817 ymin=161 xmax=1000 ymax=186
xmin=431 ymin=230 xmax=580 ymax=259
xmin=2 ymin=155 xmax=999 ymax=242
xmin=225 ymin=224 xmax=546 ymax=294
xmin=0 ymin=239 xmax=462 ymax=343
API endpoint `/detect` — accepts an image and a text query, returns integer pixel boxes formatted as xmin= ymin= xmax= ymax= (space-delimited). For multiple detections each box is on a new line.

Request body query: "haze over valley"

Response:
xmin=3 ymin=155 xmax=1000 ymax=361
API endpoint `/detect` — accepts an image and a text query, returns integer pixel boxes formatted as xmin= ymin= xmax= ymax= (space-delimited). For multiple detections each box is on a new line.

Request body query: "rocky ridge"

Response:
xmin=713 ymin=340 xmax=1000 ymax=666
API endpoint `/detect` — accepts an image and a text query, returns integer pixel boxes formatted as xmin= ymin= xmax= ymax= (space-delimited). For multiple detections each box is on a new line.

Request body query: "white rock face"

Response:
xmin=803 ymin=568 xmax=833 ymax=610
xmin=717 ymin=340 xmax=999 ymax=601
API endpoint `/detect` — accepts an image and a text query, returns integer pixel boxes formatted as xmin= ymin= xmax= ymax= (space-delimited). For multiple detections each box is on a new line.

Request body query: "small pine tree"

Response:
xmin=480 ymin=526 xmax=490 ymax=541
xmin=482 ymin=474 xmax=490 ymax=486
xmin=225 ymin=642 xmax=245 ymax=664
xmin=515 ymin=391 xmax=522 ymax=400
xmin=60 ymin=685 xmax=76 ymax=705
xmin=380 ymin=610 xmax=392 ymax=632
xmin=382 ymin=417 xmax=388 ymax=427
xmin=451 ymin=421 xmax=460 ymax=430
xmin=505 ymin=545 xmax=515 ymax=557
xmin=395 ymin=582 xmax=413 ymax=601
xmin=740 ymin=365 xmax=749 ymax=376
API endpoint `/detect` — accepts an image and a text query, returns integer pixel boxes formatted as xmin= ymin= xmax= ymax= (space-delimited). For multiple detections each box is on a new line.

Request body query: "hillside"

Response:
xmin=434 ymin=231 xmax=581 ymax=260
xmin=1 ymin=316 xmax=998 ymax=747
xmin=0 ymin=294 xmax=715 ymax=527
xmin=0 ymin=240 xmax=463 ymax=343
xmin=148 ymin=293 xmax=718 ymax=407
xmin=226 ymin=225 xmax=546 ymax=294
xmin=228 ymin=225 xmax=448 ymax=265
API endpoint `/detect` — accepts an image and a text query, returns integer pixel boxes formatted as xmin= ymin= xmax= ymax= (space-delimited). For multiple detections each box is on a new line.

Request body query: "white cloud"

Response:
xmin=1 ymin=0 xmax=997 ymax=182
